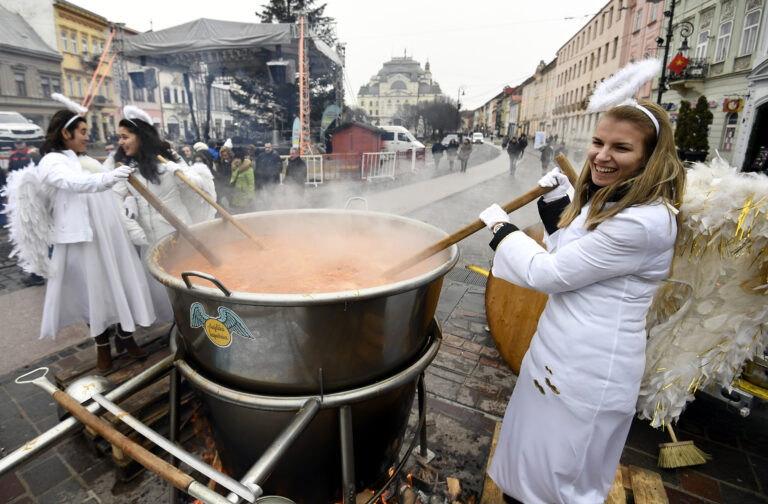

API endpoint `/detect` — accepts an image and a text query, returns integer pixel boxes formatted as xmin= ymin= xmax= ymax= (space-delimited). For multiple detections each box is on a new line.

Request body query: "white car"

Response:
xmin=0 ymin=111 xmax=44 ymax=150
xmin=472 ymin=132 xmax=484 ymax=144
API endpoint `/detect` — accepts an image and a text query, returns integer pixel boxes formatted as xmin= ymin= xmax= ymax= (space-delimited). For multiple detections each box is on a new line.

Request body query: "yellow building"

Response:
xmin=53 ymin=0 xmax=115 ymax=142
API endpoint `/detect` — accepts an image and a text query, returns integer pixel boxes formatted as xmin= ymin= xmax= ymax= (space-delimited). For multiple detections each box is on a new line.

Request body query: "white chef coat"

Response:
xmin=488 ymin=199 xmax=676 ymax=504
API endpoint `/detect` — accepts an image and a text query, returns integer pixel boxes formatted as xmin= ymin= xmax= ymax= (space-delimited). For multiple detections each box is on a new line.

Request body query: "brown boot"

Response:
xmin=94 ymin=331 xmax=112 ymax=372
xmin=114 ymin=326 xmax=149 ymax=359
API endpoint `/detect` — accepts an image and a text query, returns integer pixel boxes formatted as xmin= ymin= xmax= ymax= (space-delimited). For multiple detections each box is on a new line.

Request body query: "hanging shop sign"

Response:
xmin=723 ymin=98 xmax=743 ymax=113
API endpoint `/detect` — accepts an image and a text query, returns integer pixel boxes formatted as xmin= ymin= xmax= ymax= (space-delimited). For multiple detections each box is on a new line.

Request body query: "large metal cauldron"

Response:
xmin=173 ymin=325 xmax=441 ymax=503
xmin=148 ymin=209 xmax=458 ymax=394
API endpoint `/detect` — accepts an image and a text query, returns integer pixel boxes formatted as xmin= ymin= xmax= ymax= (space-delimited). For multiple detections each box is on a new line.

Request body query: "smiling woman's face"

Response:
xmin=63 ymin=121 xmax=88 ymax=153
xmin=587 ymin=116 xmax=647 ymax=187
xmin=118 ymin=126 xmax=140 ymax=157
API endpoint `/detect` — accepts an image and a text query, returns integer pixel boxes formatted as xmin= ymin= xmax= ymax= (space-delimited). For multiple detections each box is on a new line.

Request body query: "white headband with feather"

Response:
xmin=587 ymin=59 xmax=662 ymax=137
xmin=123 ymin=105 xmax=153 ymax=127
xmin=51 ymin=93 xmax=88 ymax=129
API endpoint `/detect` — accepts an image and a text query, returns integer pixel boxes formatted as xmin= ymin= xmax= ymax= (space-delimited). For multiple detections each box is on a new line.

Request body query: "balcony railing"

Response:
xmin=668 ymin=58 xmax=708 ymax=82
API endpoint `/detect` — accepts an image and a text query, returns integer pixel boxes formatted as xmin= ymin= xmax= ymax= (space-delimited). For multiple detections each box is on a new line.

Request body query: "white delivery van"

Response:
xmin=379 ymin=126 xmax=425 ymax=152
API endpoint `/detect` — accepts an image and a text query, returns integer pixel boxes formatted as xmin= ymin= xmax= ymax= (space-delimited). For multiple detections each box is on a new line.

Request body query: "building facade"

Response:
xmin=53 ymin=0 xmax=117 ymax=142
xmin=518 ymin=59 xmax=557 ymax=139
xmin=0 ymin=4 xmax=62 ymax=129
xmin=356 ymin=56 xmax=442 ymax=126
xmin=733 ymin=4 xmax=768 ymax=171
xmin=652 ymin=0 xmax=764 ymax=164
xmin=623 ymin=0 xmax=667 ymax=100
xmin=552 ymin=0 xmax=632 ymax=149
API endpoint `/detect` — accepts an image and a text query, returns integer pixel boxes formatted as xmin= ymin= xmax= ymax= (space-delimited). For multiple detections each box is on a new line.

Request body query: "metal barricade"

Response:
xmin=361 ymin=152 xmax=396 ymax=181
xmin=278 ymin=154 xmax=324 ymax=186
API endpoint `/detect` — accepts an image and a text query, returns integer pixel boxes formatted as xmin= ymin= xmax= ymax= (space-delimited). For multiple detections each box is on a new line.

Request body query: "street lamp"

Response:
xmin=456 ymin=86 xmax=465 ymax=132
xmin=656 ymin=0 xmax=695 ymax=105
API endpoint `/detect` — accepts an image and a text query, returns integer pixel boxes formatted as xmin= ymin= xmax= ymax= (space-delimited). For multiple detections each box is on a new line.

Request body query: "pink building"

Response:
xmin=622 ymin=0 xmax=667 ymax=100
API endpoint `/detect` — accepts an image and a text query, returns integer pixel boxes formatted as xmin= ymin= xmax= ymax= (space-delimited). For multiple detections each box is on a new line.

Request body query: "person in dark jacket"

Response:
xmin=540 ymin=139 xmax=554 ymax=174
xmin=255 ymin=142 xmax=283 ymax=189
xmin=518 ymin=134 xmax=529 ymax=155
xmin=284 ymin=147 xmax=307 ymax=201
xmin=445 ymin=139 xmax=459 ymax=171
xmin=8 ymin=140 xmax=31 ymax=172
xmin=431 ymin=139 xmax=446 ymax=169
xmin=505 ymin=136 xmax=523 ymax=175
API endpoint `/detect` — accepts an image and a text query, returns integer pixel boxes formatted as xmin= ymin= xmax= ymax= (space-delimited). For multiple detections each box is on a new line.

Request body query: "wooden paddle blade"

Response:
xmin=484 ymin=224 xmax=548 ymax=374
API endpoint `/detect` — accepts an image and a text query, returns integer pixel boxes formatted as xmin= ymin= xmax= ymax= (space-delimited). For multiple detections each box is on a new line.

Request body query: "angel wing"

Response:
xmin=2 ymin=164 xmax=54 ymax=277
xmin=216 ymin=306 xmax=253 ymax=340
xmin=190 ymin=302 xmax=208 ymax=328
xmin=637 ymin=159 xmax=768 ymax=428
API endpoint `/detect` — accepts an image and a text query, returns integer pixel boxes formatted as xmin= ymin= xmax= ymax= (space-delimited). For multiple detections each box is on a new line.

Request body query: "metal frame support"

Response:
xmin=339 ymin=405 xmax=356 ymax=503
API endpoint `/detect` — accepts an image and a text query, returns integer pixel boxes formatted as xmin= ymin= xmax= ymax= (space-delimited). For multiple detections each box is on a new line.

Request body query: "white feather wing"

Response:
xmin=2 ymin=165 xmax=54 ymax=277
xmin=638 ymin=160 xmax=768 ymax=427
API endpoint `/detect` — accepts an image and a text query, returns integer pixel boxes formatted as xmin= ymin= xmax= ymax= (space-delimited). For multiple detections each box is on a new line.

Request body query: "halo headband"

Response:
xmin=635 ymin=104 xmax=660 ymax=139
xmin=63 ymin=112 xmax=82 ymax=129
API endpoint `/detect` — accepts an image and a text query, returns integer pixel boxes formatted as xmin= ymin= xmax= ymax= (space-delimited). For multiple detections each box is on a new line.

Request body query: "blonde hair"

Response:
xmin=558 ymin=100 xmax=685 ymax=231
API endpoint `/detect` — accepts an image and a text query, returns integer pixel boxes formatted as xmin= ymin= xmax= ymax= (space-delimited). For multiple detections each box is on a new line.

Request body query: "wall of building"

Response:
xmin=54 ymin=2 xmax=116 ymax=142
xmin=553 ymin=0 xmax=631 ymax=150
xmin=653 ymin=0 xmax=764 ymax=164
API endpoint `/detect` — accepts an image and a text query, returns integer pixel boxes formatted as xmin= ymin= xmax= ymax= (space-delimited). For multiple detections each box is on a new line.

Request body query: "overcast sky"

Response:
xmin=69 ymin=0 xmax=610 ymax=110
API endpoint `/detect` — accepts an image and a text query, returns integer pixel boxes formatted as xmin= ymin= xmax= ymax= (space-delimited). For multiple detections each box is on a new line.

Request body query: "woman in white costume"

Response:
xmin=37 ymin=104 xmax=156 ymax=371
xmin=480 ymin=99 xmax=685 ymax=504
xmin=108 ymin=106 xmax=215 ymax=324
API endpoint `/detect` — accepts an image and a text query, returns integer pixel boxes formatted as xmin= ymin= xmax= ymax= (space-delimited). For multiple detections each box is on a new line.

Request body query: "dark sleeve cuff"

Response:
xmin=489 ymin=223 xmax=519 ymax=251
xmin=537 ymin=196 xmax=570 ymax=235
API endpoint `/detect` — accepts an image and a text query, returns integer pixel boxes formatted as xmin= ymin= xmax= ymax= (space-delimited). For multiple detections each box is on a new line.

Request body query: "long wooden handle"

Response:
xmin=127 ymin=173 xmax=222 ymax=266
xmin=158 ymin=155 xmax=265 ymax=250
xmin=52 ymin=390 xmax=196 ymax=492
xmin=382 ymin=155 xmax=580 ymax=277
xmin=555 ymin=154 xmax=579 ymax=185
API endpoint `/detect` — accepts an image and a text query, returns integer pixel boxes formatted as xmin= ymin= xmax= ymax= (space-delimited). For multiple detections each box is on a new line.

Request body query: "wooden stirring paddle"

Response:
xmin=117 ymin=163 xmax=222 ymax=266
xmin=382 ymin=155 xmax=579 ymax=278
xmin=157 ymin=155 xmax=265 ymax=250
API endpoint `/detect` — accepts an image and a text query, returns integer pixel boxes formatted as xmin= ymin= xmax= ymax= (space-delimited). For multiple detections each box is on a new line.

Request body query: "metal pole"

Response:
xmin=169 ymin=365 xmax=180 ymax=504
xmin=89 ymin=392 xmax=256 ymax=502
xmin=339 ymin=405 xmax=356 ymax=504
xmin=0 ymin=354 xmax=175 ymax=476
xmin=656 ymin=0 xmax=677 ymax=105
xmin=418 ymin=372 xmax=428 ymax=458
xmin=226 ymin=398 xmax=321 ymax=503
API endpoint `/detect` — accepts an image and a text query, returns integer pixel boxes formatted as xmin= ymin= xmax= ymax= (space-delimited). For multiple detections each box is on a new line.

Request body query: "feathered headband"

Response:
xmin=587 ymin=59 xmax=662 ymax=137
xmin=123 ymin=105 xmax=153 ymax=127
xmin=51 ymin=93 xmax=88 ymax=129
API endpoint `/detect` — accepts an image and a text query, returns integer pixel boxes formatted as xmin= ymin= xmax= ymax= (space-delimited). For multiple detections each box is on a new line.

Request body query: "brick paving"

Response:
xmin=0 ymin=149 xmax=766 ymax=503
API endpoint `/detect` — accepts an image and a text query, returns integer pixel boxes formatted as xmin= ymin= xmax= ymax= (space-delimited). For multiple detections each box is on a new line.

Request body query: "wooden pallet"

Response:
xmin=480 ymin=422 xmax=669 ymax=504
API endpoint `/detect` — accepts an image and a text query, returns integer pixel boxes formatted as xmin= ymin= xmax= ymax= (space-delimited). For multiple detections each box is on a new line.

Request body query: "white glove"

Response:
xmin=165 ymin=160 xmax=182 ymax=174
xmin=102 ymin=165 xmax=133 ymax=188
xmin=479 ymin=203 xmax=510 ymax=231
xmin=538 ymin=168 xmax=571 ymax=203
xmin=128 ymin=226 xmax=148 ymax=247
xmin=123 ymin=195 xmax=138 ymax=219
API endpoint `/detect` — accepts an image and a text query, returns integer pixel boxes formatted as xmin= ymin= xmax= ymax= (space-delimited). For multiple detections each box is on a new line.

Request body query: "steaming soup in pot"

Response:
xmin=166 ymin=229 xmax=445 ymax=294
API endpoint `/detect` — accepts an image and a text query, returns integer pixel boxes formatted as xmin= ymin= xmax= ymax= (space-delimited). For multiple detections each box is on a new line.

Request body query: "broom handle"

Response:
xmin=382 ymin=155 xmax=579 ymax=277
xmin=157 ymin=155 xmax=265 ymax=249
xmin=667 ymin=424 xmax=679 ymax=443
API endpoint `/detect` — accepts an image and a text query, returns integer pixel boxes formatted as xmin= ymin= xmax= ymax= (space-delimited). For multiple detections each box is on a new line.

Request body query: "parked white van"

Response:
xmin=379 ymin=126 xmax=425 ymax=152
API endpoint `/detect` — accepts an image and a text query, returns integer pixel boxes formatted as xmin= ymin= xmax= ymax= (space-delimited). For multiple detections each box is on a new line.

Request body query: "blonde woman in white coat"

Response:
xmin=109 ymin=108 xmax=215 ymax=324
xmin=37 ymin=109 xmax=156 ymax=371
xmin=480 ymin=100 xmax=685 ymax=504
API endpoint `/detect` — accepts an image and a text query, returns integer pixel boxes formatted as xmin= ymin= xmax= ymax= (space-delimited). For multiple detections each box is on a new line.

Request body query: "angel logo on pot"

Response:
xmin=190 ymin=302 xmax=253 ymax=348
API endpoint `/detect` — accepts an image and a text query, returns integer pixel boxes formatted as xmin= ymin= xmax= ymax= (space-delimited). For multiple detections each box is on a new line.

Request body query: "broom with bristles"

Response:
xmin=658 ymin=424 xmax=711 ymax=468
